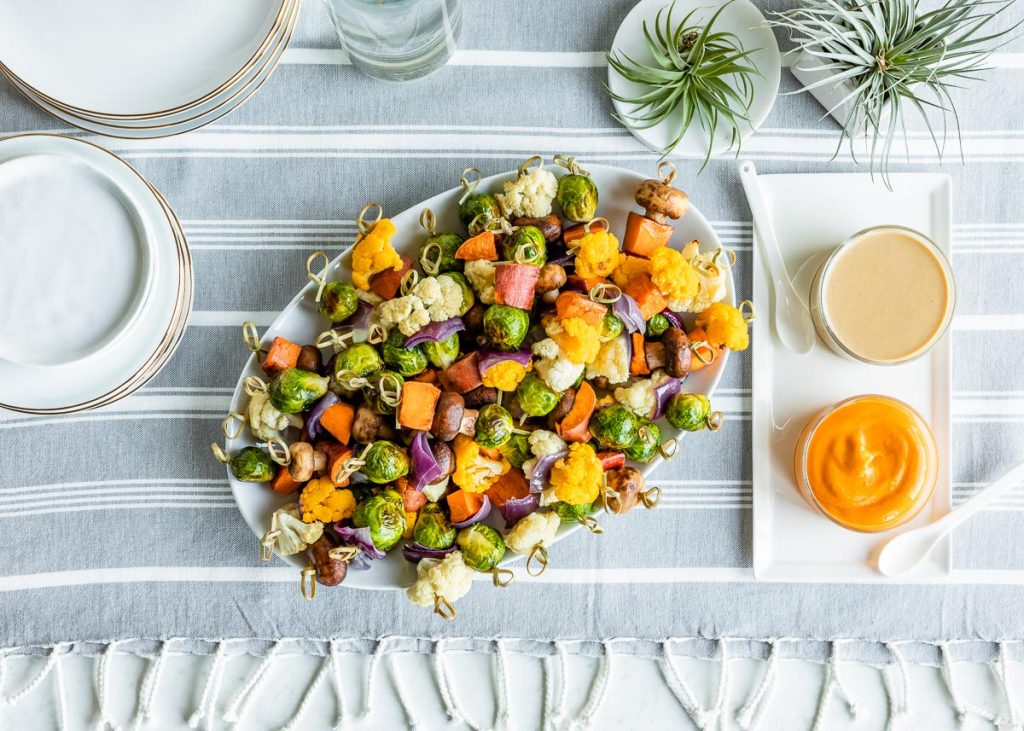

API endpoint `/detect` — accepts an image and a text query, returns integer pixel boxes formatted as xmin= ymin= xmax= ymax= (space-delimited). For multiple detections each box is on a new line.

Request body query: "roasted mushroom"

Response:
xmin=634 ymin=178 xmax=689 ymax=224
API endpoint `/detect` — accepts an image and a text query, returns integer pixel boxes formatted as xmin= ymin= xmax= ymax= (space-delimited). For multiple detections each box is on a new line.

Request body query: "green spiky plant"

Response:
xmin=606 ymin=0 xmax=761 ymax=168
xmin=773 ymin=0 xmax=1020 ymax=184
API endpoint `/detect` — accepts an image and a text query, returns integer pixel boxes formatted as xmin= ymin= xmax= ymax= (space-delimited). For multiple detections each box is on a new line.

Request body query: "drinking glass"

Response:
xmin=322 ymin=0 xmax=462 ymax=81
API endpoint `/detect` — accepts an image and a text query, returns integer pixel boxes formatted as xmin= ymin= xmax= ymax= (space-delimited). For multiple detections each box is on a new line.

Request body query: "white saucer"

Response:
xmin=0 ymin=135 xmax=183 ymax=411
xmin=607 ymin=0 xmax=781 ymax=158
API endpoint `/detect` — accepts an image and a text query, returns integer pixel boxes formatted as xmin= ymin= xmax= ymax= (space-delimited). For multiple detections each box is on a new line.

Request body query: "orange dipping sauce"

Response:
xmin=793 ymin=395 xmax=938 ymax=532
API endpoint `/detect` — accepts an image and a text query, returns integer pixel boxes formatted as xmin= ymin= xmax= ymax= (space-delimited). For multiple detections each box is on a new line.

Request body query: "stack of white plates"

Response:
xmin=0 ymin=0 xmax=299 ymax=138
xmin=0 ymin=134 xmax=193 ymax=413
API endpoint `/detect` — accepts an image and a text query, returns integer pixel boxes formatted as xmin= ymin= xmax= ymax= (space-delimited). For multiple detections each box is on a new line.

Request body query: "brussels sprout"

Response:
xmin=419 ymin=232 xmax=464 ymax=275
xmin=413 ymin=503 xmax=456 ymax=549
xmin=268 ymin=368 xmax=330 ymax=414
xmin=422 ymin=332 xmax=461 ymax=369
xmin=456 ymin=524 xmax=506 ymax=571
xmin=474 ymin=403 xmax=513 ymax=448
xmin=362 ymin=369 xmax=405 ymax=415
xmin=439 ymin=271 xmax=475 ymax=316
xmin=588 ymin=404 xmax=639 ymax=450
xmin=360 ymin=440 xmax=410 ymax=484
xmin=318 ymin=281 xmax=359 ymax=323
xmin=499 ymin=433 xmax=531 ymax=469
xmin=353 ymin=489 xmax=407 ymax=551
xmin=333 ymin=343 xmax=384 ymax=386
xmin=553 ymin=500 xmax=595 ymax=524
xmin=483 ymin=304 xmax=530 ymax=351
xmin=459 ymin=192 xmax=501 ymax=232
xmin=381 ymin=330 xmax=427 ymax=377
xmin=646 ymin=313 xmax=671 ymax=338
xmin=665 ymin=393 xmax=713 ymax=431
xmin=230 ymin=446 xmax=274 ymax=482
xmin=624 ymin=417 xmax=661 ymax=463
xmin=598 ymin=313 xmax=624 ymax=342
xmin=556 ymin=174 xmax=598 ymax=222
xmin=515 ymin=373 xmax=560 ymax=417
xmin=502 ymin=225 xmax=547 ymax=266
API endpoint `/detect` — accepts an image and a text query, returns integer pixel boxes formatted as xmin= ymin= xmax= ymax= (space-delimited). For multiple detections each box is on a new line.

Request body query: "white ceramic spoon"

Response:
xmin=737 ymin=160 xmax=816 ymax=355
xmin=877 ymin=459 xmax=1024 ymax=577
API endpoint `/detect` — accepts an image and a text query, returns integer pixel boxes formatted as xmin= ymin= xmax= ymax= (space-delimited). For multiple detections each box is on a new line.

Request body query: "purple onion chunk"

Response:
xmin=477 ymin=348 xmax=533 ymax=377
xmin=611 ymin=293 xmax=646 ymax=333
xmin=401 ymin=542 xmax=457 ymax=563
xmin=499 ymin=493 xmax=540 ymax=528
xmin=333 ymin=525 xmax=385 ymax=570
xmin=404 ymin=317 xmax=465 ymax=347
xmin=303 ymin=391 xmax=341 ymax=442
xmin=409 ymin=430 xmax=442 ymax=490
xmin=528 ymin=449 xmax=568 ymax=493
xmin=651 ymin=376 xmax=683 ymax=421
xmin=660 ymin=309 xmax=685 ymax=329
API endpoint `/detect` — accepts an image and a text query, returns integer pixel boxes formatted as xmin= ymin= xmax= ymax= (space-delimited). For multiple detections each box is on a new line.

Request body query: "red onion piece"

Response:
xmin=611 ymin=293 xmax=646 ymax=333
xmin=401 ymin=542 xmax=457 ymax=563
xmin=528 ymin=449 xmax=568 ymax=493
xmin=477 ymin=348 xmax=533 ymax=377
xmin=303 ymin=391 xmax=340 ymax=442
xmin=499 ymin=493 xmax=540 ymax=528
xmin=333 ymin=525 xmax=385 ymax=570
xmin=651 ymin=377 xmax=683 ymax=420
xmin=451 ymin=494 xmax=492 ymax=528
xmin=409 ymin=431 xmax=442 ymax=490
xmin=660 ymin=309 xmax=685 ymax=329
xmin=404 ymin=317 xmax=465 ymax=347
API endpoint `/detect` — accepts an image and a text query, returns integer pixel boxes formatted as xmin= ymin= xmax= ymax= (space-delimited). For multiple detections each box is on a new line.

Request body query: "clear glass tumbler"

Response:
xmin=322 ymin=0 xmax=462 ymax=81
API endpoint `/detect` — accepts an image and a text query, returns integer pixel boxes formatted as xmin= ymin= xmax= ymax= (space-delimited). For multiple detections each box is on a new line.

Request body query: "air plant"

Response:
xmin=773 ymin=0 xmax=1021 ymax=184
xmin=607 ymin=0 xmax=761 ymax=167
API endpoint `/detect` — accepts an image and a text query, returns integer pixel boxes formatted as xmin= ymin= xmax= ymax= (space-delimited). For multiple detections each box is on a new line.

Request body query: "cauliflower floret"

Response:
xmin=574 ymin=230 xmax=624 ymax=280
xmin=272 ymin=503 xmax=324 ymax=556
xmin=495 ymin=167 xmax=558 ymax=218
xmin=351 ymin=218 xmax=402 ymax=290
xmin=463 ymin=259 xmax=497 ymax=305
xmin=481 ymin=360 xmax=530 ymax=391
xmin=372 ymin=295 xmax=431 ymax=337
xmin=531 ymin=337 xmax=561 ymax=360
xmin=539 ymin=487 xmax=560 ymax=507
xmin=534 ymin=353 xmax=584 ymax=393
xmin=695 ymin=302 xmax=750 ymax=351
xmin=547 ymin=317 xmax=601 ymax=365
xmin=451 ymin=434 xmax=510 ymax=493
xmin=407 ymin=551 xmax=474 ymax=608
xmin=585 ymin=335 xmax=630 ymax=384
xmin=650 ymin=246 xmax=701 ymax=312
xmin=611 ymin=255 xmax=652 ymax=289
xmin=298 ymin=478 xmax=356 ymax=523
xmin=247 ymin=391 xmax=301 ymax=442
xmin=505 ymin=511 xmax=560 ymax=555
xmin=412 ymin=275 xmax=464 ymax=322
xmin=679 ymin=241 xmax=729 ymax=312
xmin=613 ymin=369 xmax=672 ymax=418
xmin=356 ymin=288 xmax=384 ymax=306
xmin=529 ymin=429 xmax=567 ymax=458
xmin=549 ymin=442 xmax=604 ymax=506
xmin=421 ymin=476 xmax=449 ymax=503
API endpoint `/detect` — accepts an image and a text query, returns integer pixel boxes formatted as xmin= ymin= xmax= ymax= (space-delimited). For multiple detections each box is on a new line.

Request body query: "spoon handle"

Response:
xmin=935 ymin=459 xmax=1024 ymax=532
xmin=737 ymin=161 xmax=795 ymax=299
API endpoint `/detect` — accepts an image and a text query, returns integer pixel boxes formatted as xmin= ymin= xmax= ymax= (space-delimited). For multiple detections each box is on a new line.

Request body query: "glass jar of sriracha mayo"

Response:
xmin=793 ymin=395 xmax=938 ymax=532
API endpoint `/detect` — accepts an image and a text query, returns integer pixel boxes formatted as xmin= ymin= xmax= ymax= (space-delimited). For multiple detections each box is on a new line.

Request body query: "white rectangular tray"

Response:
xmin=751 ymin=172 xmax=953 ymax=582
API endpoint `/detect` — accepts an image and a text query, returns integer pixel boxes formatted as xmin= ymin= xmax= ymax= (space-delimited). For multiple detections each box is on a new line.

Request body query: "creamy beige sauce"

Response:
xmin=823 ymin=228 xmax=952 ymax=363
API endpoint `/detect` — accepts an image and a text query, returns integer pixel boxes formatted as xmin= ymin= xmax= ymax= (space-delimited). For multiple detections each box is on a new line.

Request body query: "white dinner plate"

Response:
xmin=1 ymin=0 xmax=300 ymax=140
xmin=0 ymin=135 xmax=185 ymax=412
xmin=0 ymin=0 xmax=287 ymax=117
xmin=607 ymin=0 xmax=780 ymax=159
xmin=226 ymin=163 xmax=735 ymax=590
xmin=751 ymin=172 xmax=953 ymax=582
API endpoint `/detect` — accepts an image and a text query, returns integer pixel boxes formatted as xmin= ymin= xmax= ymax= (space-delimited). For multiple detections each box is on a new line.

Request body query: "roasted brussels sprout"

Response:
xmin=422 ymin=332 xmax=461 ymax=369
xmin=502 ymin=225 xmax=547 ymax=266
xmin=515 ymin=373 xmax=560 ymax=417
xmin=459 ymin=192 xmax=501 ymax=232
xmin=413 ymin=503 xmax=456 ymax=550
xmin=360 ymin=440 xmax=410 ymax=484
xmin=419 ymin=232 xmax=463 ymax=275
xmin=318 ymin=281 xmax=359 ymax=323
xmin=353 ymin=490 xmax=407 ymax=551
xmin=499 ymin=433 xmax=531 ymax=469
xmin=362 ymin=370 xmax=405 ymax=415
xmin=646 ymin=313 xmax=671 ymax=338
xmin=588 ymin=404 xmax=639 ymax=450
xmin=598 ymin=313 xmax=624 ymax=342
xmin=553 ymin=500 xmax=595 ymax=524
xmin=556 ymin=174 xmax=598 ymax=222
xmin=483 ymin=304 xmax=530 ymax=351
xmin=474 ymin=403 xmax=514 ymax=448
xmin=230 ymin=447 xmax=274 ymax=482
xmin=439 ymin=271 xmax=475 ymax=316
xmin=381 ymin=329 xmax=428 ymax=377
xmin=456 ymin=524 xmax=506 ymax=571
xmin=666 ymin=393 xmax=713 ymax=431
xmin=624 ymin=417 xmax=660 ymax=463
xmin=332 ymin=343 xmax=383 ymax=386
xmin=268 ymin=368 xmax=330 ymax=414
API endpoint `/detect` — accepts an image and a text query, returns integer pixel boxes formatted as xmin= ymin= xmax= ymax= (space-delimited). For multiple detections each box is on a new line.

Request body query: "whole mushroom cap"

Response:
xmin=635 ymin=179 xmax=689 ymax=223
